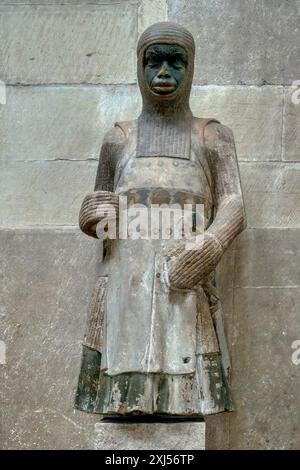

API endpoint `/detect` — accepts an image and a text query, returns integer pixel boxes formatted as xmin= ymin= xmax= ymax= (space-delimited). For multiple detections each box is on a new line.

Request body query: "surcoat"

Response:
xmin=75 ymin=118 xmax=234 ymax=416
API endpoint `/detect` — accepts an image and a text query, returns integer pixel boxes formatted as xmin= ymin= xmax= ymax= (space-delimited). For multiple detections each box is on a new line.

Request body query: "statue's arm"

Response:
xmin=79 ymin=125 xmax=125 ymax=237
xmin=166 ymin=122 xmax=247 ymax=289
xmin=94 ymin=125 xmax=125 ymax=191
xmin=203 ymin=121 xmax=247 ymax=251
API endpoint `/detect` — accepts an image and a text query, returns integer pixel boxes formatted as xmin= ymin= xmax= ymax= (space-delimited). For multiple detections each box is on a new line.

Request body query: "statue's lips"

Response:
xmin=151 ymin=83 xmax=176 ymax=94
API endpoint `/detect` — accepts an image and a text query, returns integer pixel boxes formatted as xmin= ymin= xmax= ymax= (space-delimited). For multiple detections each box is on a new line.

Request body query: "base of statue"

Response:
xmin=93 ymin=418 xmax=205 ymax=450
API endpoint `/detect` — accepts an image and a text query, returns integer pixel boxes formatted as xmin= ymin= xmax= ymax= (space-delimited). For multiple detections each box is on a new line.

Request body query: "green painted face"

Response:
xmin=143 ymin=44 xmax=188 ymax=96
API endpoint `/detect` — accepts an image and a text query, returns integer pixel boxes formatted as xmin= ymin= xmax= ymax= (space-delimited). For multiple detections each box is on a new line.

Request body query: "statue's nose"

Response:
xmin=157 ymin=61 xmax=171 ymax=79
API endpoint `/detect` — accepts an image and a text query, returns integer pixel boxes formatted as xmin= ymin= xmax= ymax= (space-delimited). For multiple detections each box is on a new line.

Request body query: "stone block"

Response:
xmin=168 ymin=0 xmax=300 ymax=85
xmin=0 ymin=85 xmax=140 ymax=162
xmin=0 ymin=85 xmax=284 ymax=164
xmin=0 ymin=160 xmax=97 ymax=227
xmin=235 ymin=228 xmax=300 ymax=287
xmin=283 ymin=87 xmax=300 ymax=161
xmin=94 ymin=421 xmax=205 ymax=450
xmin=244 ymin=192 xmax=300 ymax=229
xmin=1 ymin=1 xmax=131 ymax=3
xmin=191 ymin=86 xmax=283 ymax=161
xmin=229 ymin=287 xmax=300 ymax=449
xmin=138 ymin=0 xmax=168 ymax=35
xmin=0 ymin=4 xmax=137 ymax=84
xmin=239 ymin=162 xmax=300 ymax=228
xmin=0 ymin=229 xmax=101 ymax=410
xmin=1 ymin=85 xmax=284 ymax=163
xmin=0 ymin=229 xmax=102 ymax=448
xmin=0 ymin=404 xmax=97 ymax=450
xmin=205 ymin=414 xmax=229 ymax=450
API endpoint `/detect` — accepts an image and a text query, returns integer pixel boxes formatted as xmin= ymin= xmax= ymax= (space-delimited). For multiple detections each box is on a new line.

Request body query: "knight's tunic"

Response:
xmin=75 ymin=118 xmax=233 ymax=416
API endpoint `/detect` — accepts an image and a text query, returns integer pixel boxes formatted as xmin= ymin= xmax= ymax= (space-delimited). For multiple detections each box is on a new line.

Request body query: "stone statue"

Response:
xmin=75 ymin=22 xmax=246 ymax=417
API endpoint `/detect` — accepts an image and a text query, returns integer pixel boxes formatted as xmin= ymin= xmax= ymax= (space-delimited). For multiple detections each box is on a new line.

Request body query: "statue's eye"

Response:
xmin=147 ymin=58 xmax=159 ymax=68
xmin=172 ymin=59 xmax=184 ymax=70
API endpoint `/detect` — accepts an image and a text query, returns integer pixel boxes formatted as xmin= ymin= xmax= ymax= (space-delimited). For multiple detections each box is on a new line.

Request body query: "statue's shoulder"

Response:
xmin=193 ymin=117 xmax=234 ymax=144
xmin=102 ymin=120 xmax=137 ymax=146
xmin=114 ymin=119 xmax=138 ymax=139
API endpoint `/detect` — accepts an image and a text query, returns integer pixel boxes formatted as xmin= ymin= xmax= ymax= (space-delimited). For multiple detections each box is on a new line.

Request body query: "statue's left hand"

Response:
xmin=165 ymin=233 xmax=223 ymax=290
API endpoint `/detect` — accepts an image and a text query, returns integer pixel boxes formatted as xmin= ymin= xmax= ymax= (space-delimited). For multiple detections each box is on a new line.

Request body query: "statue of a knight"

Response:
xmin=75 ymin=22 xmax=246 ymax=417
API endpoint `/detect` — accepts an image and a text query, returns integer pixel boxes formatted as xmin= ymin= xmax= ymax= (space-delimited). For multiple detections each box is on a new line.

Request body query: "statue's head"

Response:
xmin=137 ymin=22 xmax=195 ymax=109
xmin=143 ymin=44 xmax=188 ymax=96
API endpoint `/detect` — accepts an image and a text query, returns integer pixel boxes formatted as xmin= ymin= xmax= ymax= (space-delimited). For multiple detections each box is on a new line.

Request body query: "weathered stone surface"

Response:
xmin=205 ymin=414 xmax=229 ymax=450
xmin=0 ymin=160 xmax=97 ymax=227
xmin=94 ymin=421 xmax=205 ymax=450
xmin=229 ymin=288 xmax=300 ymax=449
xmin=0 ymin=340 xmax=6 ymax=366
xmin=235 ymin=229 xmax=300 ymax=287
xmin=168 ymin=0 xmax=300 ymax=85
xmin=244 ymin=194 xmax=300 ymax=228
xmin=191 ymin=86 xmax=283 ymax=161
xmin=138 ymin=0 xmax=168 ymax=35
xmin=0 ymin=404 xmax=96 ymax=450
xmin=2 ymin=1 xmax=131 ymax=3
xmin=0 ymin=85 xmax=283 ymax=163
xmin=0 ymin=85 xmax=139 ymax=161
xmin=240 ymin=163 xmax=300 ymax=197
xmin=240 ymin=162 xmax=300 ymax=228
xmin=0 ymin=230 xmax=101 ymax=407
xmin=0 ymin=229 xmax=101 ymax=448
xmin=213 ymin=231 xmax=300 ymax=450
xmin=0 ymin=4 xmax=137 ymax=84
xmin=283 ymin=87 xmax=300 ymax=161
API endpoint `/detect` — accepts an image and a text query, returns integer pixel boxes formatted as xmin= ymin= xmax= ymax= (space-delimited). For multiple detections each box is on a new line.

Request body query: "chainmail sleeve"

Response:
xmin=166 ymin=121 xmax=247 ymax=289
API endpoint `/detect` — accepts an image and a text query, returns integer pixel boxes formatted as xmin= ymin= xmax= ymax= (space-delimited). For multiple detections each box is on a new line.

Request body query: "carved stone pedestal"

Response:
xmin=93 ymin=420 xmax=205 ymax=450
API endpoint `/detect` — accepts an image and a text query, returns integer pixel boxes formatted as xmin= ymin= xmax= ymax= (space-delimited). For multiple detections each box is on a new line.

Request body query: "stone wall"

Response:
xmin=0 ymin=0 xmax=299 ymax=449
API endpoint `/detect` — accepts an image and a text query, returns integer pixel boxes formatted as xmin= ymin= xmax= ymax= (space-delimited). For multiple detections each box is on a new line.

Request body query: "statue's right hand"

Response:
xmin=79 ymin=190 xmax=119 ymax=238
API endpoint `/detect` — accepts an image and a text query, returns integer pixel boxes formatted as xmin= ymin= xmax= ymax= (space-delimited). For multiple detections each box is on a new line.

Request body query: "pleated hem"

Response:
xmin=75 ymin=346 xmax=234 ymax=417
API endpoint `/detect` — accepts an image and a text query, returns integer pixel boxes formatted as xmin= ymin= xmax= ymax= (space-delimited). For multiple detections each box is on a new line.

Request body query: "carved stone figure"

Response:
xmin=75 ymin=22 xmax=246 ymax=417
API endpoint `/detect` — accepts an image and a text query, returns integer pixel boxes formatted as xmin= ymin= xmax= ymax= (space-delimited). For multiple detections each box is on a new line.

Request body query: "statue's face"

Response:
xmin=144 ymin=44 xmax=188 ymax=95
